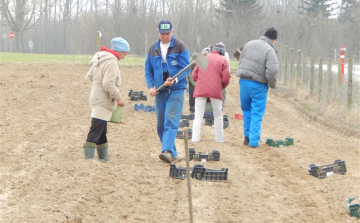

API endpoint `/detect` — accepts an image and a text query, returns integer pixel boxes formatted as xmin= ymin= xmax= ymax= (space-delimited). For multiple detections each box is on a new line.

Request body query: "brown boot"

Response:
xmin=159 ymin=151 xmax=172 ymax=163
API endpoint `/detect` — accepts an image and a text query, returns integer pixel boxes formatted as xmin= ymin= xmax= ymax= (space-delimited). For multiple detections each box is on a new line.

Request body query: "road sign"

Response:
xmin=9 ymin=31 xmax=14 ymax=39
xmin=28 ymin=40 xmax=33 ymax=49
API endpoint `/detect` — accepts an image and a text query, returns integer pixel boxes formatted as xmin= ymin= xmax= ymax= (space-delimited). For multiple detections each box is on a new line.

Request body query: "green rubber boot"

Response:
xmin=97 ymin=143 xmax=109 ymax=163
xmin=83 ymin=142 xmax=96 ymax=159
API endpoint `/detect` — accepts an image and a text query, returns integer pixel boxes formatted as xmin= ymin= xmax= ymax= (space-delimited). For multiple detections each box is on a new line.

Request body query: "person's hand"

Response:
xmin=164 ymin=77 xmax=175 ymax=87
xmin=117 ymin=98 xmax=125 ymax=107
xmin=148 ymin=87 xmax=157 ymax=97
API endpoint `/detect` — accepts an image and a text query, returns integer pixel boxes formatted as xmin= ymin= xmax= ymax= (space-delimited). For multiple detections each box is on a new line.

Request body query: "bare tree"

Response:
xmin=1 ymin=0 xmax=358 ymax=59
xmin=0 ymin=0 xmax=43 ymax=52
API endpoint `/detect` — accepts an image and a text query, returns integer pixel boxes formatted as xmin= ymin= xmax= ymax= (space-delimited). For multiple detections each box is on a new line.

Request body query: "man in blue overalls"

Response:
xmin=145 ymin=20 xmax=190 ymax=163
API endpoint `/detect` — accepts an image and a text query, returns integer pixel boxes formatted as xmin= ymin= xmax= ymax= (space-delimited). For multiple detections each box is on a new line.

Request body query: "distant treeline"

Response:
xmin=1 ymin=0 xmax=359 ymax=61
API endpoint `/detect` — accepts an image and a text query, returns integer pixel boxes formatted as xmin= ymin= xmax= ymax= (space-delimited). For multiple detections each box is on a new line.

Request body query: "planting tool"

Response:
xmin=233 ymin=47 xmax=242 ymax=61
xmin=156 ymin=53 xmax=209 ymax=92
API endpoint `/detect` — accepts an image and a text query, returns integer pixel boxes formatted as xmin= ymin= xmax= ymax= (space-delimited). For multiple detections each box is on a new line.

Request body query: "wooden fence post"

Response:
xmin=337 ymin=59 xmax=342 ymax=102
xmin=290 ymin=48 xmax=294 ymax=87
xmin=310 ymin=54 xmax=315 ymax=96
xmin=318 ymin=58 xmax=323 ymax=103
xmin=95 ymin=31 xmax=101 ymax=52
xmin=285 ymin=46 xmax=289 ymax=86
xmin=302 ymin=52 xmax=307 ymax=85
xmin=196 ymin=36 xmax=201 ymax=54
xmin=347 ymin=58 xmax=353 ymax=111
xmin=327 ymin=58 xmax=333 ymax=103
xmin=296 ymin=50 xmax=301 ymax=87
xmin=278 ymin=43 xmax=282 ymax=81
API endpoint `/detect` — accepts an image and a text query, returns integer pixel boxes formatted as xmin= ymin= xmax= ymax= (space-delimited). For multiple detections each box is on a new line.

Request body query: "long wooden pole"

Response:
xmin=183 ymin=129 xmax=194 ymax=223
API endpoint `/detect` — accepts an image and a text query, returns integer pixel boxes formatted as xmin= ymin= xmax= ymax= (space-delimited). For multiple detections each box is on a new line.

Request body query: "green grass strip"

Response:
xmin=0 ymin=52 xmax=146 ymax=66
xmin=0 ymin=52 xmax=238 ymax=69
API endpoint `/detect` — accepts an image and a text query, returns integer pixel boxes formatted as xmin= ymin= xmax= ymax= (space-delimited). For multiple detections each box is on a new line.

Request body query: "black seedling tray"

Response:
xmin=176 ymin=129 xmax=192 ymax=139
xmin=188 ymin=148 xmax=220 ymax=161
xmin=265 ymin=137 xmax=294 ymax=147
xmin=308 ymin=159 xmax=346 ymax=179
xmin=179 ymin=119 xmax=190 ymax=128
xmin=181 ymin=114 xmax=195 ymax=120
xmin=128 ymin=90 xmax=147 ymax=101
xmin=169 ymin=164 xmax=228 ymax=181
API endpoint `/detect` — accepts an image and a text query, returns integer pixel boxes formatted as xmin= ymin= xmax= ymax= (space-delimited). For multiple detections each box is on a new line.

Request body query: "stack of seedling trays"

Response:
xmin=203 ymin=112 xmax=229 ymax=129
xmin=128 ymin=90 xmax=147 ymax=101
xmin=169 ymin=148 xmax=227 ymax=181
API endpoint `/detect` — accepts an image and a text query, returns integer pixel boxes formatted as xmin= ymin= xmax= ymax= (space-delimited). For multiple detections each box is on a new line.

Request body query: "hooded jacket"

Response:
xmin=145 ymin=36 xmax=190 ymax=91
xmin=236 ymin=36 xmax=278 ymax=88
xmin=192 ymin=51 xmax=231 ymax=100
xmin=87 ymin=50 xmax=122 ymax=121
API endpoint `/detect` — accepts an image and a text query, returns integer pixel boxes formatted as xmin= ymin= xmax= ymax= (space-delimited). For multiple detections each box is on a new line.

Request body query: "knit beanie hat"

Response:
xmin=264 ymin=27 xmax=277 ymax=40
xmin=214 ymin=43 xmax=225 ymax=56
xmin=201 ymin=47 xmax=210 ymax=55
xmin=111 ymin=37 xmax=130 ymax=52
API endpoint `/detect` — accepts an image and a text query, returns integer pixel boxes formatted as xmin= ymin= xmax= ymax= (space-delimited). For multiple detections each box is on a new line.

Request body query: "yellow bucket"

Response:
xmin=110 ymin=106 xmax=123 ymax=123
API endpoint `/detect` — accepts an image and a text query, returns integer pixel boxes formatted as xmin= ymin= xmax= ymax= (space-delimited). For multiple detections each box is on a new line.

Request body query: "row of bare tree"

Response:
xmin=1 ymin=0 xmax=359 ymax=61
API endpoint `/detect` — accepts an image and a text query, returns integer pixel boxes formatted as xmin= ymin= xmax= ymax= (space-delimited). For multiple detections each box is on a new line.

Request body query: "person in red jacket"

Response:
xmin=191 ymin=43 xmax=231 ymax=142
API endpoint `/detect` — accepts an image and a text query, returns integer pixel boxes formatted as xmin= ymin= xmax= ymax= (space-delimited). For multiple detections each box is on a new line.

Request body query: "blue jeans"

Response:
xmin=155 ymin=89 xmax=184 ymax=157
xmin=239 ymin=79 xmax=268 ymax=147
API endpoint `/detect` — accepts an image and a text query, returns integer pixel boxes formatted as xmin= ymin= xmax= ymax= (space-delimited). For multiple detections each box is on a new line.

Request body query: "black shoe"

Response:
xmin=243 ymin=136 xmax=249 ymax=145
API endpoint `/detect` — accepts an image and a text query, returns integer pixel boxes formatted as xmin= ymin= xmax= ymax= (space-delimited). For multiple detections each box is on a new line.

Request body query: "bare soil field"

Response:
xmin=0 ymin=64 xmax=359 ymax=223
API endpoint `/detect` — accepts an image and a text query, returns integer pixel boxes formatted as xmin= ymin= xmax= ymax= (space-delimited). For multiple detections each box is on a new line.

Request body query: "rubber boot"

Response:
xmin=83 ymin=142 xmax=96 ymax=159
xmin=243 ymin=136 xmax=249 ymax=145
xmin=97 ymin=143 xmax=109 ymax=163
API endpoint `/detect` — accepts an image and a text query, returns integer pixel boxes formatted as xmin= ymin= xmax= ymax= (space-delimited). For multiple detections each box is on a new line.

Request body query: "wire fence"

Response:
xmin=277 ymin=43 xmax=359 ymax=114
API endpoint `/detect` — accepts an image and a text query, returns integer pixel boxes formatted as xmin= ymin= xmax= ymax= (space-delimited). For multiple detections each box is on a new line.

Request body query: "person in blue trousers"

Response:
xmin=236 ymin=27 xmax=279 ymax=148
xmin=145 ymin=20 xmax=190 ymax=163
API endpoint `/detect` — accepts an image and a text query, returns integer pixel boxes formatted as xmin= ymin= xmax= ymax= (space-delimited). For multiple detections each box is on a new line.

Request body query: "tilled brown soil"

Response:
xmin=0 ymin=64 xmax=359 ymax=223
